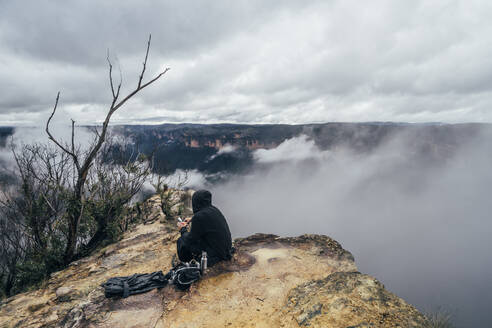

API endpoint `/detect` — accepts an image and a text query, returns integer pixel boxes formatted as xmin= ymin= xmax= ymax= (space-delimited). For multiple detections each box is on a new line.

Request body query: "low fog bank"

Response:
xmin=210 ymin=131 xmax=492 ymax=327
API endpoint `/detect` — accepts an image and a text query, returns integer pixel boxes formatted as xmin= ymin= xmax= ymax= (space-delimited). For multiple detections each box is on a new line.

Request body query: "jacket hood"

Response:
xmin=192 ymin=189 xmax=212 ymax=214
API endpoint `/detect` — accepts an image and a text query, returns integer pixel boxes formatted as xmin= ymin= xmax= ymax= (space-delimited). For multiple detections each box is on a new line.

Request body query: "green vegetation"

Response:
xmin=425 ymin=309 xmax=455 ymax=328
xmin=0 ymin=141 xmax=152 ymax=296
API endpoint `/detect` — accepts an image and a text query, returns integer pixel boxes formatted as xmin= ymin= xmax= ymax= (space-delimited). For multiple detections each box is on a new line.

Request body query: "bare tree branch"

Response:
xmin=107 ymin=51 xmax=122 ymax=103
xmin=138 ymin=34 xmax=152 ymax=89
xmin=94 ymin=126 xmax=101 ymax=139
xmin=107 ymin=50 xmax=117 ymax=100
xmin=45 ymin=92 xmax=81 ymax=171
xmin=79 ymin=38 xmax=169 ymax=188
xmin=41 ymin=192 xmax=56 ymax=214
xmin=71 ymin=119 xmax=76 ymax=155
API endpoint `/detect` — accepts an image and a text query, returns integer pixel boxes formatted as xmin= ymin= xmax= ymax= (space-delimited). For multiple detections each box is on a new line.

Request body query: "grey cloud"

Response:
xmin=0 ymin=0 xmax=295 ymax=65
xmin=1 ymin=1 xmax=492 ymax=124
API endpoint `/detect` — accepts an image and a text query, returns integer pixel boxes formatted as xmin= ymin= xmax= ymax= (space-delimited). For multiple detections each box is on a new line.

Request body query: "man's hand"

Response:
xmin=177 ymin=217 xmax=192 ymax=229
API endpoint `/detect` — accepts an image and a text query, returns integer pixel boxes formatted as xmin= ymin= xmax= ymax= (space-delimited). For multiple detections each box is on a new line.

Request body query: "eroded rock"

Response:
xmin=27 ymin=300 xmax=47 ymax=313
xmin=56 ymin=287 xmax=74 ymax=302
xmin=0 ymin=194 xmax=428 ymax=328
xmin=283 ymin=271 xmax=428 ymax=327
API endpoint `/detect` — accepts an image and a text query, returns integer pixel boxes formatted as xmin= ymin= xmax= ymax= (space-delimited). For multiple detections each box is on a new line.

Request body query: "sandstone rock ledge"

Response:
xmin=0 ymin=204 xmax=428 ymax=327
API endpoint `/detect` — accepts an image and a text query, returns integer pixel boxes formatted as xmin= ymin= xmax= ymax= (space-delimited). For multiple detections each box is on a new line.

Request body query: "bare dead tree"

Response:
xmin=45 ymin=34 xmax=169 ymax=263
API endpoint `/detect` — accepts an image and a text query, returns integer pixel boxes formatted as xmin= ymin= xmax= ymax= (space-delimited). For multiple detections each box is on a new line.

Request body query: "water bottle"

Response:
xmin=201 ymin=251 xmax=207 ymax=274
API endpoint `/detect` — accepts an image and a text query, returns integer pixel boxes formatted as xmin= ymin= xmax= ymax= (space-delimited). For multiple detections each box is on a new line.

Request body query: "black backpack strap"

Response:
xmin=123 ymin=281 xmax=130 ymax=298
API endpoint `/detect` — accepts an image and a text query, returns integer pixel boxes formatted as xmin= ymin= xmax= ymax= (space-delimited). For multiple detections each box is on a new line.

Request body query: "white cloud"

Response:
xmin=253 ymin=135 xmax=329 ymax=163
xmin=208 ymin=144 xmax=237 ymax=161
xmin=146 ymin=169 xmax=207 ymax=192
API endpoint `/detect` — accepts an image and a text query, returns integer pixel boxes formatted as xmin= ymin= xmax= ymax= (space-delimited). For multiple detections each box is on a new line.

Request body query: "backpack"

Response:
xmin=102 ymin=254 xmax=207 ymax=298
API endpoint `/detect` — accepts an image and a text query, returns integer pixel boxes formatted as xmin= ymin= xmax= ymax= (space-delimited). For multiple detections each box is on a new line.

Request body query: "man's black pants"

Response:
xmin=177 ymin=236 xmax=194 ymax=262
xmin=176 ymin=236 xmax=222 ymax=266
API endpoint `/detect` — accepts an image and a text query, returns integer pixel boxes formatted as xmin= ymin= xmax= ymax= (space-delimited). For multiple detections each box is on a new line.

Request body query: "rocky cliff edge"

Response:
xmin=0 ymin=195 xmax=428 ymax=328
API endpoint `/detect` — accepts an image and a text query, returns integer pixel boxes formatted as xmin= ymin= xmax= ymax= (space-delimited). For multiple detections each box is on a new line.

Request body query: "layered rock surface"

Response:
xmin=0 ymin=195 xmax=428 ymax=328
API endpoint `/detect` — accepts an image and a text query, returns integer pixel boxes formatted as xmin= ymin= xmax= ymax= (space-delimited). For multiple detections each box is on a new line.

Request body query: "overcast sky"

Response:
xmin=1 ymin=0 xmax=492 ymax=125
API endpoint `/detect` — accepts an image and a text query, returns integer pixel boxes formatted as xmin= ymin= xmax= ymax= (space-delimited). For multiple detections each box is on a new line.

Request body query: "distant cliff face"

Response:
xmin=117 ymin=123 xmax=300 ymax=152
xmin=118 ymin=122 xmax=485 ymax=150
xmin=1 ymin=124 xmax=486 ymax=177
xmin=183 ymin=137 xmax=276 ymax=150
xmin=110 ymin=123 xmax=488 ymax=176
xmin=0 ymin=195 xmax=429 ymax=328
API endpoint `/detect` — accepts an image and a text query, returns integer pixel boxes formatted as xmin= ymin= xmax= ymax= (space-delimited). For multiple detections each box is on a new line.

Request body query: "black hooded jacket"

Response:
xmin=178 ymin=190 xmax=232 ymax=265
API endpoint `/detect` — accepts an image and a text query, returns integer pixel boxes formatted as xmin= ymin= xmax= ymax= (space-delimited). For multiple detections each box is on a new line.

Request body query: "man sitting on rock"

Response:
xmin=176 ymin=189 xmax=232 ymax=267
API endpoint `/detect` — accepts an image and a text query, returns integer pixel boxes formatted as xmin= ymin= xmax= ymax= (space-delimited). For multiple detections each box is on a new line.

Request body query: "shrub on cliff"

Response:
xmin=0 ymin=138 xmax=151 ymax=296
xmin=425 ymin=309 xmax=454 ymax=328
